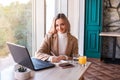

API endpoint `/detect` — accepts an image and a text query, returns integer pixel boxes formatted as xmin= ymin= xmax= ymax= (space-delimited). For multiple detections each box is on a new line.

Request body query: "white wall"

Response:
xmin=68 ymin=0 xmax=85 ymax=56
xmin=68 ymin=0 xmax=79 ymax=38
xmin=46 ymin=0 xmax=55 ymax=33
xmin=79 ymin=0 xmax=85 ymax=56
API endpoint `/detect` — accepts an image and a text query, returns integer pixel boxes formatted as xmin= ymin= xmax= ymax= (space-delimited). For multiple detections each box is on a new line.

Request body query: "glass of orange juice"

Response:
xmin=78 ymin=56 xmax=87 ymax=66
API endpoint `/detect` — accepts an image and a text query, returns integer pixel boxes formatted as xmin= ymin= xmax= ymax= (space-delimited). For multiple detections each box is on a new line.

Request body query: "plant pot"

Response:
xmin=14 ymin=68 xmax=31 ymax=80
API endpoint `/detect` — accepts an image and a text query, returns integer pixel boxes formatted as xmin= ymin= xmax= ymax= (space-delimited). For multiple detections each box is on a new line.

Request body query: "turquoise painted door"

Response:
xmin=84 ymin=0 xmax=102 ymax=58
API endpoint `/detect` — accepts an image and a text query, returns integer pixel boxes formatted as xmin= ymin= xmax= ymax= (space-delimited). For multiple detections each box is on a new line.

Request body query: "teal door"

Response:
xmin=84 ymin=0 xmax=102 ymax=58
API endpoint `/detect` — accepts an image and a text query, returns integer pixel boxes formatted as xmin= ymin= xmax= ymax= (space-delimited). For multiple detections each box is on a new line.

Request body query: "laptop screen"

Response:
xmin=7 ymin=42 xmax=34 ymax=69
xmin=6 ymin=42 xmax=55 ymax=71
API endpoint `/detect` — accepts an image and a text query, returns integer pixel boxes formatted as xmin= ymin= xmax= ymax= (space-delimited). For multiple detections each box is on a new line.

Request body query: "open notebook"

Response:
xmin=7 ymin=42 xmax=55 ymax=71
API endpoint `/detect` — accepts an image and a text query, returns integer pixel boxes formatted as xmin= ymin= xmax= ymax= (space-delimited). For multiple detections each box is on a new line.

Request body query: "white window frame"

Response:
xmin=32 ymin=0 xmax=45 ymax=55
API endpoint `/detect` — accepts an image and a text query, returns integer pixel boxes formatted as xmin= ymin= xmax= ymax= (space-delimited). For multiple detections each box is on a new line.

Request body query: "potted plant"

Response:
xmin=14 ymin=65 xmax=31 ymax=80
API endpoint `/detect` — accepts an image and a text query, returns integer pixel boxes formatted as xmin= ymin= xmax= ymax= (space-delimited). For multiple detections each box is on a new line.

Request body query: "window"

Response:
xmin=0 ymin=0 xmax=32 ymax=70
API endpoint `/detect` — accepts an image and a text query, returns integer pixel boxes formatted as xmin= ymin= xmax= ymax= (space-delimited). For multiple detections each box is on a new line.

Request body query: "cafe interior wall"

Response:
xmin=102 ymin=0 xmax=120 ymax=58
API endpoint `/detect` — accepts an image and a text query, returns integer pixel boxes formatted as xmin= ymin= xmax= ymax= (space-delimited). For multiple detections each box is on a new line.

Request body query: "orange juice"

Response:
xmin=78 ymin=56 xmax=87 ymax=65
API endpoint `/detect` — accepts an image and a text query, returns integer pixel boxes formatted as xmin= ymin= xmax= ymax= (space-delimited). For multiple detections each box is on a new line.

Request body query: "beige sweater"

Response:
xmin=35 ymin=33 xmax=78 ymax=61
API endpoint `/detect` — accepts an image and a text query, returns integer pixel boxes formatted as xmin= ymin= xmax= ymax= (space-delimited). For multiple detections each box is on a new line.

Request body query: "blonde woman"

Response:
xmin=35 ymin=13 xmax=78 ymax=63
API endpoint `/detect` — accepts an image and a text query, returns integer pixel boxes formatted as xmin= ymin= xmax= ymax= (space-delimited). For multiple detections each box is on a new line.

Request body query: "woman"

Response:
xmin=35 ymin=13 xmax=78 ymax=63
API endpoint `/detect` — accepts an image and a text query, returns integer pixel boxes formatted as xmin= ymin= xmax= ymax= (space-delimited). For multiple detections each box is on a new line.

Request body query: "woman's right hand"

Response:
xmin=51 ymin=56 xmax=61 ymax=63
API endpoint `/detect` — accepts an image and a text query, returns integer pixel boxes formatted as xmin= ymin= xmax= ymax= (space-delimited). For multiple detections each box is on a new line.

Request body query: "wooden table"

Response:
xmin=99 ymin=32 xmax=120 ymax=61
xmin=1 ymin=62 xmax=91 ymax=80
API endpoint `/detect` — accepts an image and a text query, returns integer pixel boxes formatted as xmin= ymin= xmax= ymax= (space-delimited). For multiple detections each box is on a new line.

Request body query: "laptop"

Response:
xmin=6 ymin=42 xmax=55 ymax=71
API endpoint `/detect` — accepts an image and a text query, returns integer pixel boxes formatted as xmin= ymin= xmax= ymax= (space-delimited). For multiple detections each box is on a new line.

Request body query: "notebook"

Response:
xmin=6 ymin=42 xmax=55 ymax=71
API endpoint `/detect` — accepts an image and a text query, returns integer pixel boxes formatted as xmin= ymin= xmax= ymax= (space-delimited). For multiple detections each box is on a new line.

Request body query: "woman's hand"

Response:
xmin=51 ymin=56 xmax=61 ymax=63
xmin=58 ymin=55 xmax=67 ymax=60
xmin=51 ymin=55 xmax=67 ymax=63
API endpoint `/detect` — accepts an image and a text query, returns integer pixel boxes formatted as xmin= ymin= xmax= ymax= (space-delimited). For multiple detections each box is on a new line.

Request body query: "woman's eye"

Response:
xmin=61 ymin=23 xmax=64 ymax=26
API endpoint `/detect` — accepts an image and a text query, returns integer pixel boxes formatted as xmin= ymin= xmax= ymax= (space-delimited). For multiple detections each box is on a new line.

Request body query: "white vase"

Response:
xmin=14 ymin=69 xmax=31 ymax=80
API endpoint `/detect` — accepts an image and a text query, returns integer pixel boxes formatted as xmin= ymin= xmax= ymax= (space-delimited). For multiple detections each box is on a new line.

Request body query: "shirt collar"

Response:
xmin=58 ymin=32 xmax=67 ymax=38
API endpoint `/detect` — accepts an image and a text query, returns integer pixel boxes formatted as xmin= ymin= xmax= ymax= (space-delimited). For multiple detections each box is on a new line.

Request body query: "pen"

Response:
xmin=50 ymin=51 xmax=55 ymax=56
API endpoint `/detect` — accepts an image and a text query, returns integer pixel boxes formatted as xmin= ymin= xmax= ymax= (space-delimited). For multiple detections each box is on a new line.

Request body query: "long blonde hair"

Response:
xmin=48 ymin=13 xmax=70 ymax=34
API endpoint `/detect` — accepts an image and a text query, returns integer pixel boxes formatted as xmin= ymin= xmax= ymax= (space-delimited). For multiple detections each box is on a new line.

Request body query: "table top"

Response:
xmin=1 ymin=61 xmax=91 ymax=80
xmin=99 ymin=32 xmax=120 ymax=37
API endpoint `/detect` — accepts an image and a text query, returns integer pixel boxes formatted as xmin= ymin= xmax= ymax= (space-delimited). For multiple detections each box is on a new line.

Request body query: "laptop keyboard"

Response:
xmin=31 ymin=58 xmax=55 ymax=70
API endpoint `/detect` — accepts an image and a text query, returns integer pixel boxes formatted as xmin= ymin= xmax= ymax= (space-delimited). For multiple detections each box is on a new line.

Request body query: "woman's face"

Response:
xmin=55 ymin=18 xmax=67 ymax=33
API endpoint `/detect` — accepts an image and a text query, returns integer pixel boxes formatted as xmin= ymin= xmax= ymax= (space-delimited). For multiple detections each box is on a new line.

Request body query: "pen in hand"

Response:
xmin=50 ymin=51 xmax=56 ymax=56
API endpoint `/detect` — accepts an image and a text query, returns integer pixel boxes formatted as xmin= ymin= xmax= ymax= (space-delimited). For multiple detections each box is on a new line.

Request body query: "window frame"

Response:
xmin=33 ymin=0 xmax=46 ymax=55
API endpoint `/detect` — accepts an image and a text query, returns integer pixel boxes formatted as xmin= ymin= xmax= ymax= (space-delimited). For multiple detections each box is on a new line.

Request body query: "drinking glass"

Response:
xmin=72 ymin=53 xmax=79 ymax=64
xmin=78 ymin=56 xmax=87 ymax=66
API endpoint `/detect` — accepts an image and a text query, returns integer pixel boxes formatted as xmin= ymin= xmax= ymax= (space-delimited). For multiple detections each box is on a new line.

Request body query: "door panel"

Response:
xmin=87 ymin=0 xmax=100 ymax=25
xmin=85 ymin=0 xmax=102 ymax=58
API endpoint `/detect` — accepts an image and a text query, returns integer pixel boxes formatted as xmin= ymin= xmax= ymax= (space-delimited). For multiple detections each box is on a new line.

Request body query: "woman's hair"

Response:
xmin=48 ymin=13 xmax=70 ymax=34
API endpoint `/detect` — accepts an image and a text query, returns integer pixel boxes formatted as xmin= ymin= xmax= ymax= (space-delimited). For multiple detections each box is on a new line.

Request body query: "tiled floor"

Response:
xmin=84 ymin=58 xmax=120 ymax=80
